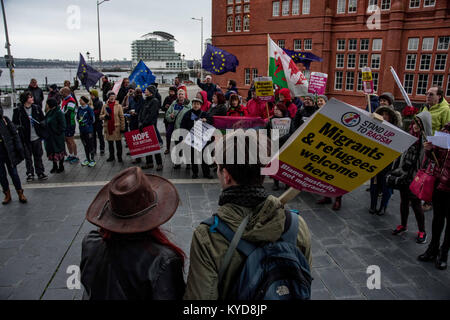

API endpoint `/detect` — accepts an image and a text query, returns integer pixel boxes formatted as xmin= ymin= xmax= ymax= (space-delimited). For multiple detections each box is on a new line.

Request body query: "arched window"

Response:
xmin=243 ymin=15 xmax=250 ymax=31
xmin=235 ymin=15 xmax=242 ymax=32
xmin=227 ymin=16 xmax=233 ymax=32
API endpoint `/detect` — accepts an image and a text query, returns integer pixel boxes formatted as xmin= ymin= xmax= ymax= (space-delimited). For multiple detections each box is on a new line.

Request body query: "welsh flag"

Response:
xmin=268 ymin=36 xmax=309 ymax=97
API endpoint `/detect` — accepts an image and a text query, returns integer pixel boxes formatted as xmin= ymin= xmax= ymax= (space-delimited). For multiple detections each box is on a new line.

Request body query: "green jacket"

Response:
xmin=165 ymin=99 xmax=192 ymax=130
xmin=44 ymin=107 xmax=66 ymax=155
xmin=184 ymin=195 xmax=312 ymax=300
xmin=423 ymin=98 xmax=450 ymax=134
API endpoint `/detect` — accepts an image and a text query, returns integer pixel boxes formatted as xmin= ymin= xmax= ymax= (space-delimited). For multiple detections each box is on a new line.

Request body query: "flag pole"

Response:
xmin=267 ymin=34 xmax=270 ymax=77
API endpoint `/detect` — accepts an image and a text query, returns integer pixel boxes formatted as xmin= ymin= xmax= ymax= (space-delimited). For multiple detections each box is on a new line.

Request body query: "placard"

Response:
xmin=185 ymin=120 xmax=216 ymax=152
xmin=254 ymin=77 xmax=275 ymax=101
xmin=124 ymin=126 xmax=161 ymax=159
xmin=308 ymin=72 xmax=328 ymax=95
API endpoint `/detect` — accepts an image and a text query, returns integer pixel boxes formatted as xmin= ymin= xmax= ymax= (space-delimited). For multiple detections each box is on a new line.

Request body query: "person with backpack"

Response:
xmin=385 ymin=111 xmax=432 ymax=244
xmin=184 ymin=130 xmax=312 ymax=300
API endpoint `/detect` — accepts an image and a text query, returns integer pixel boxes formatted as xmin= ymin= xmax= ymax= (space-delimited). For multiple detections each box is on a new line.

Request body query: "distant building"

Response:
xmin=131 ymin=31 xmax=187 ymax=83
xmin=212 ymin=0 xmax=450 ymax=107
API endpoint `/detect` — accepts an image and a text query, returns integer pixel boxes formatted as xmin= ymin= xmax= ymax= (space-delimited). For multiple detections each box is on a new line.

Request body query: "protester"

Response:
xmin=80 ymin=167 xmax=186 ymax=299
xmin=224 ymin=79 xmax=238 ymax=101
xmin=369 ymin=105 xmax=402 ymax=215
xmin=226 ymin=94 xmax=248 ymax=117
xmin=162 ymin=86 xmax=178 ymax=155
xmin=90 ymin=90 xmax=105 ymax=156
xmin=246 ymin=89 xmax=269 ymax=118
xmin=174 ymin=77 xmax=188 ymax=99
xmin=44 ymin=99 xmax=66 ymax=174
xmin=418 ymin=121 xmax=450 ymax=270
xmin=101 ymin=76 xmax=112 ymax=102
xmin=100 ymin=91 xmax=125 ymax=163
xmin=165 ymin=89 xmax=192 ymax=170
xmin=60 ymin=87 xmax=79 ymax=164
xmin=421 ymin=85 xmax=450 ymax=134
xmin=180 ymin=97 xmax=214 ymax=179
xmin=117 ymin=78 xmax=130 ymax=105
xmin=387 ymin=111 xmax=432 ymax=244
xmin=379 ymin=92 xmax=403 ymax=127
xmin=266 ymin=102 xmax=291 ymax=190
xmin=184 ymin=130 xmax=312 ymax=299
xmin=47 ymin=84 xmax=62 ymax=106
xmin=292 ymin=94 xmax=303 ymax=111
xmin=197 ymin=91 xmax=211 ymax=112
xmin=278 ymin=88 xmax=298 ymax=118
xmin=138 ymin=85 xmax=163 ymax=171
xmin=207 ymin=92 xmax=228 ymax=117
xmin=77 ymin=96 xmax=96 ymax=167
xmin=298 ymin=93 xmax=319 ymax=119
xmin=0 ymin=106 xmax=27 ymax=204
xmin=196 ymin=74 xmax=219 ymax=102
xmin=13 ymin=91 xmax=48 ymax=182
xmin=367 ymin=94 xmax=379 ymax=113
xmin=63 ymin=80 xmax=79 ymax=106
xmin=317 ymin=95 xmax=328 ymax=108
xmin=151 ymin=82 xmax=162 ymax=105
xmin=28 ymin=79 xmax=44 ymax=110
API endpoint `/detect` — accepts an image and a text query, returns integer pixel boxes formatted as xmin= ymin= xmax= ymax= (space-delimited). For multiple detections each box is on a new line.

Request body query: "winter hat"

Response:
xmin=169 ymin=86 xmax=177 ymax=93
xmin=304 ymin=93 xmax=315 ymax=100
xmin=379 ymin=92 xmax=394 ymax=106
xmin=192 ymin=97 xmax=203 ymax=105
xmin=90 ymin=89 xmax=99 ymax=98
xmin=146 ymin=85 xmax=157 ymax=95
xmin=49 ymin=84 xmax=58 ymax=91
xmin=80 ymin=96 xmax=90 ymax=104
xmin=46 ymin=98 xmax=58 ymax=109
xmin=318 ymin=95 xmax=328 ymax=103
xmin=279 ymin=88 xmax=292 ymax=101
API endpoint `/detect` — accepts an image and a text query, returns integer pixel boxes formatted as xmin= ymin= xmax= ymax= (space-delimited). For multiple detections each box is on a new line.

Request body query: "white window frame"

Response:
xmin=336 ymin=54 xmax=345 ymax=68
xmin=372 ymin=39 xmax=382 ymax=51
xmin=409 ymin=0 xmax=420 ymax=9
xmin=273 ymin=1 xmax=280 ymax=16
xmin=419 ymin=54 xmax=432 ymax=71
xmin=381 ymin=0 xmax=391 ymax=10
xmin=252 ymin=69 xmax=258 ymax=81
xmin=235 ymin=5 xmax=242 ymax=14
xmin=359 ymin=54 xmax=368 ymax=69
xmin=357 ymin=72 xmax=363 ymax=91
xmin=227 ymin=0 xmax=234 ymax=4
xmin=346 ymin=71 xmax=355 ymax=91
xmin=282 ymin=0 xmax=290 ymax=16
xmin=337 ymin=0 xmax=346 ymax=14
xmin=405 ymin=54 xmax=417 ymax=70
xmin=302 ymin=0 xmax=311 ymax=14
xmin=432 ymin=74 xmax=444 ymax=88
xmin=278 ymin=40 xmax=285 ymax=48
xmin=348 ymin=39 xmax=357 ymax=51
xmin=227 ymin=6 xmax=233 ymax=14
xmin=408 ymin=38 xmax=419 ymax=51
xmin=416 ymin=74 xmax=429 ymax=95
xmin=404 ymin=74 xmax=415 ymax=94
xmin=245 ymin=68 xmax=251 ymax=85
xmin=304 ymin=39 xmax=312 ymax=50
xmin=337 ymin=39 xmax=346 ymax=51
xmin=434 ymin=54 xmax=447 ymax=71
xmin=244 ymin=4 xmax=250 ymax=13
xmin=424 ymin=0 xmax=436 ymax=7
xmin=422 ymin=37 xmax=434 ymax=51
xmin=348 ymin=0 xmax=357 ymax=13
xmin=292 ymin=0 xmax=300 ymax=15
xmin=372 ymin=72 xmax=379 ymax=92
xmin=371 ymin=54 xmax=381 ymax=69
xmin=294 ymin=39 xmax=302 ymax=50
xmin=347 ymin=54 xmax=356 ymax=69
xmin=335 ymin=71 xmax=343 ymax=90
xmin=360 ymin=39 xmax=369 ymax=51
xmin=243 ymin=15 xmax=250 ymax=32
xmin=227 ymin=16 xmax=233 ymax=32
xmin=437 ymin=37 xmax=450 ymax=51
xmin=235 ymin=15 xmax=242 ymax=32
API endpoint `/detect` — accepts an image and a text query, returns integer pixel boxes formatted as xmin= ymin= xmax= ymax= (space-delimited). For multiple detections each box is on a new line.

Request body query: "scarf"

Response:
xmin=219 ymin=185 xmax=268 ymax=208
xmin=107 ymin=101 xmax=116 ymax=135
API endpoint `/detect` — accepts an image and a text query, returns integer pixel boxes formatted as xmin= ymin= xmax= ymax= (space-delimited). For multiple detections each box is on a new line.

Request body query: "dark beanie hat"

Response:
xmin=169 ymin=86 xmax=177 ymax=93
xmin=80 ymin=96 xmax=90 ymax=104
xmin=146 ymin=85 xmax=157 ymax=95
xmin=47 ymin=98 xmax=58 ymax=109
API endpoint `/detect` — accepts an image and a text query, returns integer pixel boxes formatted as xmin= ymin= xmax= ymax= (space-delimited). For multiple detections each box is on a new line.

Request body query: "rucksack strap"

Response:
xmin=281 ymin=210 xmax=300 ymax=244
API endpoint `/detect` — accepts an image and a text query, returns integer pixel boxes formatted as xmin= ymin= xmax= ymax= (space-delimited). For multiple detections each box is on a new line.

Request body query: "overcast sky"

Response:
xmin=0 ymin=0 xmax=212 ymax=61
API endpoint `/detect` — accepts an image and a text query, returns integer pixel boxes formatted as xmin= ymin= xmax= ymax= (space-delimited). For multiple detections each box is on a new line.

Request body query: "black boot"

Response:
xmin=376 ymin=206 xmax=387 ymax=216
xmin=418 ymin=245 xmax=439 ymax=262
xmin=107 ymin=155 xmax=115 ymax=162
xmin=56 ymin=160 xmax=64 ymax=173
xmin=50 ymin=161 xmax=58 ymax=174
xmin=435 ymin=248 xmax=448 ymax=270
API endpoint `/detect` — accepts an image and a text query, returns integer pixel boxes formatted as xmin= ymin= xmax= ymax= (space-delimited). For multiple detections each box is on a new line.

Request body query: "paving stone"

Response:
xmin=311 ymin=254 xmax=333 ymax=268
xmin=315 ymin=265 xmax=359 ymax=299
xmin=311 ymin=289 xmax=334 ymax=300
xmin=388 ymin=284 xmax=421 ymax=300
xmin=326 ymin=246 xmax=366 ymax=269
xmin=356 ymin=254 xmax=410 ymax=286
xmin=41 ymin=288 xmax=78 ymax=300
xmin=360 ymin=286 xmax=397 ymax=300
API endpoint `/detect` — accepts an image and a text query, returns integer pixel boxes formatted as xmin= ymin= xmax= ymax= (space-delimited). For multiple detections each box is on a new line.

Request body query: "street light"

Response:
xmin=97 ymin=0 xmax=110 ymax=72
xmin=191 ymin=17 xmax=203 ymax=80
xmin=1 ymin=0 xmax=16 ymax=108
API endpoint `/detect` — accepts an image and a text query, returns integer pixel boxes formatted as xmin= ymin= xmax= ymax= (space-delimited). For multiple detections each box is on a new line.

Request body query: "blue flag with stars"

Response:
xmin=129 ymin=60 xmax=156 ymax=90
xmin=282 ymin=48 xmax=323 ymax=70
xmin=76 ymin=53 xmax=104 ymax=90
xmin=202 ymin=44 xmax=239 ymax=75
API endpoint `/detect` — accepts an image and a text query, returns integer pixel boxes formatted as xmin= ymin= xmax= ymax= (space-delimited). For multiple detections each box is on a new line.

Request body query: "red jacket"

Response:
xmin=227 ymin=105 xmax=249 ymax=117
xmin=246 ymin=98 xmax=268 ymax=118
xmin=199 ymin=91 xmax=211 ymax=112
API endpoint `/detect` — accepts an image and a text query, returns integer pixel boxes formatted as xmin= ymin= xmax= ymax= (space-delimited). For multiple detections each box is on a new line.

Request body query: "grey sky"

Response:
xmin=0 ymin=0 xmax=212 ymax=61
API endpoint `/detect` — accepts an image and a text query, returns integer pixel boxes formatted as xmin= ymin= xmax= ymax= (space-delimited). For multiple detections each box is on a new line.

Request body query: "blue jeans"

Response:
xmin=0 ymin=157 xmax=22 ymax=192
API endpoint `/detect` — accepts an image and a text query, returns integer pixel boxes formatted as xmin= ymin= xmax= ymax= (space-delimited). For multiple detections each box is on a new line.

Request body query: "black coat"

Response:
xmin=92 ymin=97 xmax=104 ymax=123
xmin=196 ymin=78 xmax=219 ymax=102
xmin=102 ymin=81 xmax=112 ymax=102
xmin=44 ymin=108 xmax=66 ymax=156
xmin=12 ymin=104 xmax=48 ymax=143
xmin=28 ymin=86 xmax=44 ymax=109
xmin=117 ymin=86 xmax=129 ymax=105
xmin=139 ymin=96 xmax=160 ymax=128
xmin=207 ymin=104 xmax=228 ymax=117
xmin=80 ymin=230 xmax=185 ymax=300
xmin=181 ymin=109 xmax=214 ymax=131
xmin=0 ymin=116 xmax=24 ymax=166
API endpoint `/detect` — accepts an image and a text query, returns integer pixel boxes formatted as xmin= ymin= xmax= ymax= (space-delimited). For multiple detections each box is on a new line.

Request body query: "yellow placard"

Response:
xmin=362 ymin=71 xmax=372 ymax=82
xmin=254 ymin=80 xmax=274 ymax=98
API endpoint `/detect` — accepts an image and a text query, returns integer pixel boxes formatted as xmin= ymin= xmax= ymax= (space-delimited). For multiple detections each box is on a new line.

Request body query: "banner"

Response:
xmin=271 ymin=118 xmax=291 ymax=139
xmin=267 ymin=98 xmax=417 ymax=197
xmin=254 ymin=77 xmax=274 ymax=102
xmin=362 ymin=67 xmax=374 ymax=94
xmin=112 ymin=78 xmax=123 ymax=96
xmin=185 ymin=121 xmax=216 ymax=152
xmin=213 ymin=116 xmax=268 ymax=131
xmin=124 ymin=126 xmax=161 ymax=159
xmin=308 ymin=72 xmax=328 ymax=95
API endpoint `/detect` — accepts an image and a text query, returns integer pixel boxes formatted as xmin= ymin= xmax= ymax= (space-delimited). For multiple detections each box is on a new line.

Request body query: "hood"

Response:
xmin=375 ymin=105 xmax=400 ymax=126
xmin=217 ymin=195 xmax=285 ymax=243
xmin=279 ymin=88 xmax=292 ymax=101
xmin=415 ymin=111 xmax=432 ymax=137
xmin=199 ymin=91 xmax=211 ymax=111
xmin=379 ymin=92 xmax=394 ymax=106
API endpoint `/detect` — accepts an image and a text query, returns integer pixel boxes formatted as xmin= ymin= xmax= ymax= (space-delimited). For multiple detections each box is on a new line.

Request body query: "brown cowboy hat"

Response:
xmin=86 ymin=167 xmax=179 ymax=234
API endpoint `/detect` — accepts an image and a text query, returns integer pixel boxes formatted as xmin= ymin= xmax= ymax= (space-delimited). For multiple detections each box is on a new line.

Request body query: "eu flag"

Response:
xmin=202 ymin=44 xmax=239 ymax=75
xmin=129 ymin=60 xmax=156 ymax=90
xmin=77 ymin=53 xmax=104 ymax=90
xmin=282 ymin=49 xmax=323 ymax=70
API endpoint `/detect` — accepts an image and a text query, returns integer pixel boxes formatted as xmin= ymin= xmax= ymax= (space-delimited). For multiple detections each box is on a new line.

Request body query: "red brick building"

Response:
xmin=211 ymin=0 xmax=449 ymax=107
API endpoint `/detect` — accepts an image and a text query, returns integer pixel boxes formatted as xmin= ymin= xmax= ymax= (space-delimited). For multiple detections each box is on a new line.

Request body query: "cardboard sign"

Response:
xmin=185 ymin=120 xmax=216 ymax=152
xmin=254 ymin=77 xmax=274 ymax=101
xmin=362 ymin=67 xmax=374 ymax=94
xmin=271 ymin=118 xmax=291 ymax=139
xmin=267 ymin=98 xmax=417 ymax=197
xmin=124 ymin=126 xmax=161 ymax=159
xmin=308 ymin=72 xmax=328 ymax=95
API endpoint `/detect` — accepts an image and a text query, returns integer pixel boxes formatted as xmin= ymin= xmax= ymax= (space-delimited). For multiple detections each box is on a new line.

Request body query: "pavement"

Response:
xmin=0 ymin=86 xmax=450 ymax=300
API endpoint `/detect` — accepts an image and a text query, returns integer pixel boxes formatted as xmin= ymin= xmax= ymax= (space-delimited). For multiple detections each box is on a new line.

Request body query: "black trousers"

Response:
xmin=80 ymin=132 xmax=95 ymax=162
xmin=146 ymin=153 xmax=162 ymax=166
xmin=108 ymin=140 xmax=122 ymax=159
xmin=190 ymin=147 xmax=210 ymax=177
xmin=429 ymin=189 xmax=450 ymax=253
xmin=93 ymin=122 xmax=105 ymax=152
xmin=23 ymin=139 xmax=45 ymax=176
xmin=399 ymin=186 xmax=425 ymax=232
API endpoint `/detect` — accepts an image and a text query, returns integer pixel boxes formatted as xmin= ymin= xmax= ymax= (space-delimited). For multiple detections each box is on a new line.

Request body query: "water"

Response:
xmin=0 ymin=68 xmax=131 ymax=88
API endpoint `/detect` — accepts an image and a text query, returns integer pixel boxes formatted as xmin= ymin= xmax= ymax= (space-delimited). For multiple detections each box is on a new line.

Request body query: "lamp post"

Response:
xmin=191 ymin=17 xmax=203 ymax=81
xmin=97 ymin=0 xmax=110 ymax=72
xmin=1 ymin=0 xmax=16 ymax=108
xmin=181 ymin=54 xmax=185 ymax=75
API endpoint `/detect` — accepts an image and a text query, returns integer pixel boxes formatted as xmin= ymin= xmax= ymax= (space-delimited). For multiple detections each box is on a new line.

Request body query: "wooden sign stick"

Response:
xmin=278 ymin=187 xmax=301 ymax=205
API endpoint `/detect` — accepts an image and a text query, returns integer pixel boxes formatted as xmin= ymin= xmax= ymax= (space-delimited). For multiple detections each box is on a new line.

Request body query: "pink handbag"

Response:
xmin=409 ymin=154 xmax=438 ymax=202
